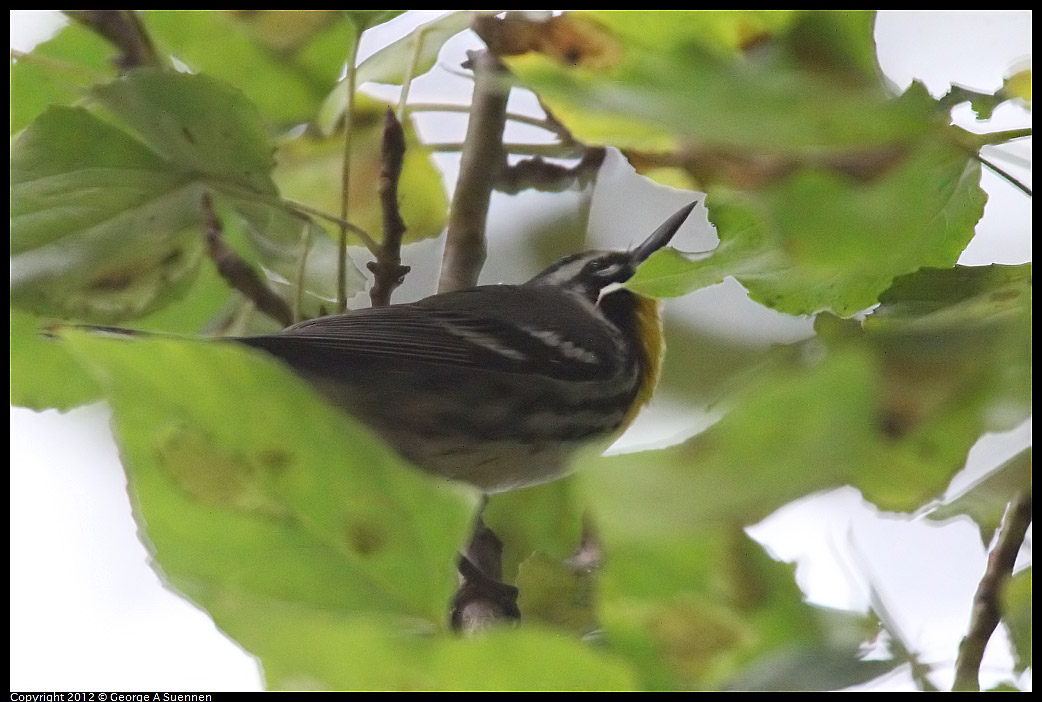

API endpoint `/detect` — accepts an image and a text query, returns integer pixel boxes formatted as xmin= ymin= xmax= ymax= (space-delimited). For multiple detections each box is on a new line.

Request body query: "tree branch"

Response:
xmin=200 ymin=194 xmax=293 ymax=328
xmin=367 ymin=109 xmax=411 ymax=307
xmin=952 ymin=490 xmax=1033 ymax=691
xmin=450 ymin=515 xmax=520 ymax=633
xmin=437 ymin=49 xmax=510 ymax=293
xmin=64 ymin=10 xmax=160 ymax=72
xmin=496 ymin=148 xmax=606 ymax=194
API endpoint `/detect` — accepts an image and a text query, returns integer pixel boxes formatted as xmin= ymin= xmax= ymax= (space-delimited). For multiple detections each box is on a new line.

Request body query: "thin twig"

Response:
xmin=396 ymin=25 xmax=427 ymax=121
xmin=866 ymin=582 xmax=940 ymax=691
xmin=426 ymin=140 xmax=586 ymax=158
xmin=407 ymin=102 xmax=574 ymax=138
xmin=200 ymin=194 xmax=293 ymax=328
xmin=336 ymin=34 xmax=362 ymax=313
xmin=952 ymin=490 xmax=1033 ymax=691
xmin=842 ymin=528 xmax=940 ymax=690
xmin=367 ymin=109 xmax=411 ymax=307
xmin=279 ymin=198 xmax=380 ymax=253
xmin=436 ymin=49 xmax=510 ymax=293
xmin=293 ymin=221 xmax=312 ymax=324
xmin=974 ymin=152 xmax=1033 ymax=197
xmin=64 ymin=10 xmax=160 ymax=72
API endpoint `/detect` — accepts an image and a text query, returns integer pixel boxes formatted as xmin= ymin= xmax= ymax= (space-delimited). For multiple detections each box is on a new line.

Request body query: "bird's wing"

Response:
xmin=238 ymin=286 xmax=621 ymax=382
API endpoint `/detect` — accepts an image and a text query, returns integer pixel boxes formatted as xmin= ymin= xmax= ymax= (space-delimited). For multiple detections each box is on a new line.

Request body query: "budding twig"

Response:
xmin=368 ymin=109 xmax=411 ymax=308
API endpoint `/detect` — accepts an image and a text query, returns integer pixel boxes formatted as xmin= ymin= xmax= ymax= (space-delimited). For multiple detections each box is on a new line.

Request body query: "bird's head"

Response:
xmin=526 ymin=202 xmax=697 ymax=303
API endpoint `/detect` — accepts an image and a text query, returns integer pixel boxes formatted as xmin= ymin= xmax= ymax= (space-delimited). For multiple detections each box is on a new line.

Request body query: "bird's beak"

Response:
xmin=631 ymin=201 xmax=698 ymax=263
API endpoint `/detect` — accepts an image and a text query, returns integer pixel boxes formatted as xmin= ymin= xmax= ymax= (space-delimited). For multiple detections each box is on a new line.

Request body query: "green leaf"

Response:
xmin=629 ymin=135 xmax=986 ymax=316
xmin=868 ymin=263 xmax=1032 ymax=335
xmin=10 ymin=105 xmax=207 ymax=322
xmin=626 ymin=245 xmax=743 ymax=299
xmin=342 ymin=11 xmax=407 ymax=33
xmin=220 ymin=611 xmax=637 ymax=691
xmin=143 ymin=10 xmax=358 ymax=126
xmin=59 ymin=331 xmax=477 ymax=627
xmin=515 ymin=551 xmax=599 ymax=637
xmin=653 ymin=320 xmax=770 ymax=411
xmin=10 ymin=208 xmax=240 ymax=412
xmin=483 ymin=477 xmax=585 ymax=581
xmin=318 ymin=10 xmax=449 ymax=134
xmin=587 ymin=263 xmax=1031 ymax=532
xmin=722 ymin=641 xmax=895 ymax=691
xmin=10 ymin=19 xmax=112 ymax=134
xmin=274 ymin=94 xmax=449 ymax=245
xmin=12 ymin=69 xmax=368 ymax=322
xmin=985 ymin=682 xmax=1025 ymax=692
xmin=10 ymin=310 xmax=102 ymax=411
xmin=232 ymin=200 xmax=366 ymax=309
xmin=592 ymin=527 xmax=878 ymax=690
xmin=92 ymin=68 xmax=367 ymax=305
xmin=1003 ymin=68 xmax=1031 ymax=106
xmin=861 ymin=263 xmax=1032 ymax=442
xmin=501 ymin=11 xmax=934 ymax=154
xmin=91 ymin=68 xmax=279 ymax=196
xmin=578 ymin=348 xmax=878 ymax=536
xmin=926 ymin=449 xmax=1032 ymax=545
xmin=1002 ymin=567 xmax=1032 ymax=673
xmin=357 ymin=11 xmax=472 ymax=85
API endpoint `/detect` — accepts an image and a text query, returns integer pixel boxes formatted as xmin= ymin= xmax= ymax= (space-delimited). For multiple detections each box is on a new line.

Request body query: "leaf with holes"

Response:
xmin=629 ymin=137 xmax=986 ymax=316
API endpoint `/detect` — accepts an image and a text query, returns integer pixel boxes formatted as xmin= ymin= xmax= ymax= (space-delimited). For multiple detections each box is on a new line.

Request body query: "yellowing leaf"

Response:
xmin=1004 ymin=67 xmax=1032 ymax=105
xmin=276 ymin=95 xmax=448 ymax=244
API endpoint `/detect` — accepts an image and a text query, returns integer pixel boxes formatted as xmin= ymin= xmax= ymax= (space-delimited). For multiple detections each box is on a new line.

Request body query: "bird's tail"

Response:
xmin=41 ymin=323 xmax=152 ymax=340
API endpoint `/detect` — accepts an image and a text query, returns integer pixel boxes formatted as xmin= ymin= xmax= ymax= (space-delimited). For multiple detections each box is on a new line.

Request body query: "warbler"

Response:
xmin=74 ymin=203 xmax=694 ymax=492
xmin=237 ymin=202 xmax=696 ymax=493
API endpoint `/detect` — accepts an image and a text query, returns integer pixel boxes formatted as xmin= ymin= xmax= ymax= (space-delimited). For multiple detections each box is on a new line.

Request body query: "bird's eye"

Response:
xmin=587 ymin=258 xmax=626 ymax=279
